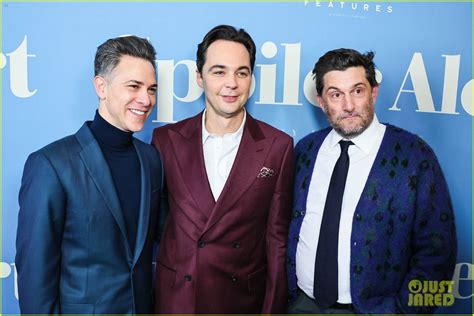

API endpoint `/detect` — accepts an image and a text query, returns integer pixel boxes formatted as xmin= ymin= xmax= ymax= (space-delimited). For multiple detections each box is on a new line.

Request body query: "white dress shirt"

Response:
xmin=202 ymin=110 xmax=246 ymax=201
xmin=296 ymin=115 xmax=386 ymax=303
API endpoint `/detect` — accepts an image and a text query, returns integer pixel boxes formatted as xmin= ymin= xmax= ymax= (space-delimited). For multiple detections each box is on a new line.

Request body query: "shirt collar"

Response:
xmin=202 ymin=109 xmax=247 ymax=144
xmin=328 ymin=114 xmax=383 ymax=154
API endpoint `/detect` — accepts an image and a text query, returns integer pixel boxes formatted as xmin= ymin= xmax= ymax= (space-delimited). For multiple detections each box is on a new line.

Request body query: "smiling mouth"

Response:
xmin=129 ymin=109 xmax=146 ymax=116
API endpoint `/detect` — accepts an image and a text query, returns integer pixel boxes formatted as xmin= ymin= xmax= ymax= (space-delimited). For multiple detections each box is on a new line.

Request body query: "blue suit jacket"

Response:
xmin=287 ymin=124 xmax=457 ymax=313
xmin=16 ymin=122 xmax=162 ymax=314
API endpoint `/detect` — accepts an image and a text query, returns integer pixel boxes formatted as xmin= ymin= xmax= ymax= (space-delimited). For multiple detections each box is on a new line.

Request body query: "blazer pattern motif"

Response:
xmin=287 ymin=124 xmax=457 ymax=314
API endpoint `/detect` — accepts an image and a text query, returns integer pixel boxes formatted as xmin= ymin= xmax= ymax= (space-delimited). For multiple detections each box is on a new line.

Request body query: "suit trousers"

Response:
xmin=288 ymin=288 xmax=354 ymax=314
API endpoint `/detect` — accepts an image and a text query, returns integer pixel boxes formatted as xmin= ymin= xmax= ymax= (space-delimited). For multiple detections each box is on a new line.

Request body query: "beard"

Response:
xmin=325 ymin=99 xmax=375 ymax=139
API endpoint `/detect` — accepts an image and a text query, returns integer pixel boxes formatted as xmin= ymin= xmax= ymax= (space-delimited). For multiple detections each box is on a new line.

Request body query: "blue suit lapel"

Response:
xmin=75 ymin=123 xmax=131 ymax=256
xmin=132 ymin=140 xmax=151 ymax=266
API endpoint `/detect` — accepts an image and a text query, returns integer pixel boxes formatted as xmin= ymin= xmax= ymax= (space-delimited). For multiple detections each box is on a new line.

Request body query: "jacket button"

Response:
xmin=232 ymin=241 xmax=241 ymax=249
xmin=184 ymin=274 xmax=192 ymax=281
xmin=197 ymin=240 xmax=205 ymax=248
xmin=231 ymin=275 xmax=238 ymax=282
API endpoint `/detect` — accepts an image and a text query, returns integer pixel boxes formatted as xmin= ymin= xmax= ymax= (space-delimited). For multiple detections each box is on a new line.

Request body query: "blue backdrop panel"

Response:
xmin=2 ymin=1 xmax=472 ymax=313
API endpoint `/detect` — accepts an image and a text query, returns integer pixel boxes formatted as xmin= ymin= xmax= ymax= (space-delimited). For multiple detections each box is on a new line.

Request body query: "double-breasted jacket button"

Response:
xmin=184 ymin=274 xmax=192 ymax=281
xmin=231 ymin=275 xmax=238 ymax=282
xmin=232 ymin=241 xmax=241 ymax=249
xmin=197 ymin=239 xmax=205 ymax=248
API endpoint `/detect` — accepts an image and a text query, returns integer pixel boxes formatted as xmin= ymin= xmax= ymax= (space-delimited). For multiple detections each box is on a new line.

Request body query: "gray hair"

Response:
xmin=94 ymin=35 xmax=156 ymax=77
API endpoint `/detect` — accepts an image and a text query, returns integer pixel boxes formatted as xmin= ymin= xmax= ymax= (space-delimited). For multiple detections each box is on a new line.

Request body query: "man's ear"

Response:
xmin=371 ymin=85 xmax=379 ymax=104
xmin=316 ymin=95 xmax=326 ymax=112
xmin=196 ymin=71 xmax=204 ymax=89
xmin=93 ymin=75 xmax=107 ymax=100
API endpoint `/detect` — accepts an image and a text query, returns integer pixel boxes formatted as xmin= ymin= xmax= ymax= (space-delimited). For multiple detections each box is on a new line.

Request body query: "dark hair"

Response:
xmin=196 ymin=24 xmax=256 ymax=73
xmin=94 ymin=35 xmax=156 ymax=77
xmin=312 ymin=48 xmax=378 ymax=96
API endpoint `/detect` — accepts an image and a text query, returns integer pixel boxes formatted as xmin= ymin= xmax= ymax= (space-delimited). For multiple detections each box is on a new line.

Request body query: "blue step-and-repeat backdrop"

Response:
xmin=2 ymin=1 xmax=472 ymax=314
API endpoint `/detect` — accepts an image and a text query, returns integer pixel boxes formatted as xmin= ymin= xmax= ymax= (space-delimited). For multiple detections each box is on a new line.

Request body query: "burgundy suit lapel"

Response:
xmin=168 ymin=113 xmax=215 ymax=228
xmin=203 ymin=114 xmax=273 ymax=233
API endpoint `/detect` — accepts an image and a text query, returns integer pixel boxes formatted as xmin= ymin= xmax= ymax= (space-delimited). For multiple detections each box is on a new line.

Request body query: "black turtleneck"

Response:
xmin=89 ymin=111 xmax=140 ymax=252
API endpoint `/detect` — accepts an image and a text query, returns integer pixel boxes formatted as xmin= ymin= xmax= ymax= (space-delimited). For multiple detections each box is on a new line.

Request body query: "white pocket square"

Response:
xmin=257 ymin=166 xmax=275 ymax=178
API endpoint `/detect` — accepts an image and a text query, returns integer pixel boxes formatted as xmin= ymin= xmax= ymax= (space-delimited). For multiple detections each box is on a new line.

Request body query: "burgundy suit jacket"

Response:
xmin=151 ymin=111 xmax=294 ymax=313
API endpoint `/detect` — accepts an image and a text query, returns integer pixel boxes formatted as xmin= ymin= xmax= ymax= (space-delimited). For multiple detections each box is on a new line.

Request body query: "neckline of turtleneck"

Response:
xmin=89 ymin=110 xmax=134 ymax=150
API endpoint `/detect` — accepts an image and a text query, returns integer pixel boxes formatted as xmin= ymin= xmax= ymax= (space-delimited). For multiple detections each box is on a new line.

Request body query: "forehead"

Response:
xmin=204 ymin=40 xmax=250 ymax=68
xmin=110 ymin=55 xmax=156 ymax=79
xmin=322 ymin=66 xmax=368 ymax=91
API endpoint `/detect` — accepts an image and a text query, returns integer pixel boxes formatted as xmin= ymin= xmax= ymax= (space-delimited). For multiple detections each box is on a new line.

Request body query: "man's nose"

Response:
xmin=225 ymin=74 xmax=238 ymax=89
xmin=137 ymin=88 xmax=152 ymax=106
xmin=342 ymin=95 xmax=356 ymax=112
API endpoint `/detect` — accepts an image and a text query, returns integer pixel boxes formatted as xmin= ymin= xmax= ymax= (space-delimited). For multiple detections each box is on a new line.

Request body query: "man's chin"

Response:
xmin=334 ymin=125 xmax=365 ymax=138
xmin=127 ymin=124 xmax=145 ymax=133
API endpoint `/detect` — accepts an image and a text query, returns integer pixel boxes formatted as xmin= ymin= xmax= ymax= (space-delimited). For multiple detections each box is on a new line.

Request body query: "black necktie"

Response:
xmin=313 ymin=140 xmax=353 ymax=308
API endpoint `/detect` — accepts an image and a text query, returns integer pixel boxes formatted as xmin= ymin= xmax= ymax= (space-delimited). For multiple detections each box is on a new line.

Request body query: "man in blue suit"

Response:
xmin=15 ymin=35 xmax=162 ymax=314
xmin=287 ymin=48 xmax=457 ymax=314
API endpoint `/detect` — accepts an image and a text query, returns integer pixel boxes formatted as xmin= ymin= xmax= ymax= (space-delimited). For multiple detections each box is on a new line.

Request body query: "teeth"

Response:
xmin=130 ymin=109 xmax=145 ymax=115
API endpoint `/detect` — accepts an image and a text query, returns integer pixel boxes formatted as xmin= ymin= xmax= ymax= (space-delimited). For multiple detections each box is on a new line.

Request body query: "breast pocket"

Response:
xmin=247 ymin=265 xmax=267 ymax=294
xmin=156 ymin=261 xmax=176 ymax=288
xmin=251 ymin=175 xmax=277 ymax=189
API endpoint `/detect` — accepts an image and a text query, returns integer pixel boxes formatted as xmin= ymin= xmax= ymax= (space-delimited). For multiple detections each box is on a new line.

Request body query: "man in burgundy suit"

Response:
xmin=152 ymin=25 xmax=294 ymax=313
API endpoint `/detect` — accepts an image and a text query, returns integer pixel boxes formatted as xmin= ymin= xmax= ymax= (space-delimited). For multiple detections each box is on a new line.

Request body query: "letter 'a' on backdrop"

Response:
xmin=2 ymin=1 xmax=472 ymax=313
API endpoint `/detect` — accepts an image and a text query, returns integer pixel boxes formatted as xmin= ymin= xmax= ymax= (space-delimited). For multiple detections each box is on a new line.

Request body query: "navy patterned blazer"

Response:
xmin=287 ymin=124 xmax=457 ymax=313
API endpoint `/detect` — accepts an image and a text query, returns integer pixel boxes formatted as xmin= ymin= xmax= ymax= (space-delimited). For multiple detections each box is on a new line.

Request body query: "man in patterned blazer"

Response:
xmin=287 ymin=48 xmax=457 ymax=314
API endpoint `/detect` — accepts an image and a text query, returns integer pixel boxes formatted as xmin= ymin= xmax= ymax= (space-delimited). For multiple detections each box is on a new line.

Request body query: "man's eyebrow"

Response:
xmin=124 ymin=80 xmax=157 ymax=88
xmin=236 ymin=66 xmax=251 ymax=72
xmin=326 ymin=86 xmax=341 ymax=92
xmin=208 ymin=65 xmax=226 ymax=71
xmin=125 ymin=80 xmax=144 ymax=85
xmin=353 ymin=82 xmax=367 ymax=88
xmin=207 ymin=65 xmax=251 ymax=72
xmin=326 ymin=82 xmax=367 ymax=92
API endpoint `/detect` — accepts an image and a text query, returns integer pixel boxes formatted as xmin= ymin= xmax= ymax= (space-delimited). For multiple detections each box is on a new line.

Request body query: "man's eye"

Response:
xmin=128 ymin=85 xmax=139 ymax=89
xmin=213 ymin=71 xmax=225 ymax=76
xmin=148 ymin=88 xmax=157 ymax=95
xmin=237 ymin=71 xmax=249 ymax=78
xmin=331 ymin=92 xmax=341 ymax=99
xmin=352 ymin=88 xmax=366 ymax=97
